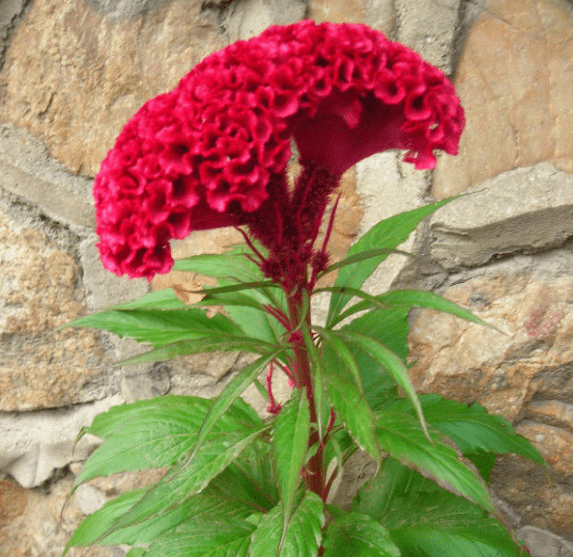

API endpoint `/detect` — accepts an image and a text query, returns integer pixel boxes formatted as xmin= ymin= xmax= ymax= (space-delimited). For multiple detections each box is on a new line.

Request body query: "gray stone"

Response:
xmin=80 ymin=234 xmax=150 ymax=312
xmin=0 ymin=124 xmax=94 ymax=230
xmin=518 ymin=526 xmax=573 ymax=557
xmin=0 ymin=0 xmax=26 ymax=62
xmin=394 ymin=0 xmax=460 ymax=72
xmin=82 ymin=0 xmax=171 ymax=21
xmin=0 ymin=395 xmax=122 ymax=488
xmin=430 ymin=163 xmax=573 ymax=271
xmin=224 ymin=0 xmax=306 ymax=41
xmin=356 ymin=151 xmax=429 ymax=293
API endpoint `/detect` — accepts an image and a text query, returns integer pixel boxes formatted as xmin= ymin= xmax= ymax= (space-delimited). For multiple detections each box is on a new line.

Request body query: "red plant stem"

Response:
xmin=286 ymin=291 xmax=325 ymax=500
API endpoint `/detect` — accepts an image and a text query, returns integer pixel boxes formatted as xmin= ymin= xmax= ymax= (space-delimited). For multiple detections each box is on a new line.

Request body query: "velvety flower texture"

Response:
xmin=94 ymin=20 xmax=464 ymax=280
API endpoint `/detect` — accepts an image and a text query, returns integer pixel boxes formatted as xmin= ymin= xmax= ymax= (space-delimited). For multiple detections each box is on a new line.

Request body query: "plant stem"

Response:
xmin=287 ymin=291 xmax=325 ymax=500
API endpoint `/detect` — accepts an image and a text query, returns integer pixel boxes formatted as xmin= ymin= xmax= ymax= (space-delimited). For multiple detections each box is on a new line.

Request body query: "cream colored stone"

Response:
xmin=0 ymin=208 xmax=111 ymax=411
xmin=433 ymin=0 xmax=573 ymax=197
xmin=308 ymin=0 xmax=366 ymax=23
xmin=0 ymin=0 xmax=225 ymax=175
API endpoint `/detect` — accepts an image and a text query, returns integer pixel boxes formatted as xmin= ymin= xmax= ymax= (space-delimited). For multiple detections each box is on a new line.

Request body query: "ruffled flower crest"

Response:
xmin=94 ymin=20 xmax=464 ymax=280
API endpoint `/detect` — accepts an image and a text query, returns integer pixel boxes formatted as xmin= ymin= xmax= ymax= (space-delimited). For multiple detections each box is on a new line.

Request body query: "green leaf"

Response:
xmin=97 ymin=426 xmax=266 ymax=544
xmin=333 ymin=329 xmax=428 ymax=439
xmin=64 ymin=488 xmax=191 ymax=552
xmin=250 ymin=491 xmax=324 ymax=557
xmin=213 ymin=439 xmax=278 ymax=514
xmin=118 ymin=334 xmax=277 ymax=365
xmin=320 ymin=247 xmax=413 ymax=277
xmin=272 ymin=389 xmax=310 ymax=524
xmin=355 ymin=456 xmax=429 ymax=522
xmin=74 ymin=395 xmax=261 ymax=486
xmin=68 ymin=307 xmax=241 ymax=347
xmin=385 ymin=394 xmax=546 ymax=479
xmin=109 ymin=287 xmax=186 ymax=310
xmin=191 ymin=349 xmax=286 ymax=460
xmin=322 ymin=512 xmax=401 ymax=557
xmin=331 ymin=289 xmax=491 ymax=330
xmin=383 ymin=488 xmax=524 ymax=556
xmin=142 ymin=489 xmax=256 ymax=557
xmin=374 ymin=410 xmax=494 ymax=513
xmin=327 ymin=199 xmax=453 ymax=326
xmin=173 ymin=249 xmax=264 ymax=281
xmin=321 ymin=337 xmax=381 ymax=463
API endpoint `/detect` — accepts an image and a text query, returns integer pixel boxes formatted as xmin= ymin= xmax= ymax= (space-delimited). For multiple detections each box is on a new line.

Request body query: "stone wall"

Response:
xmin=0 ymin=0 xmax=572 ymax=556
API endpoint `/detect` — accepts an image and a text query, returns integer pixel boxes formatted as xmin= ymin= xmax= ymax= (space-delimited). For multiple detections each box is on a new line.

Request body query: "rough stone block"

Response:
xmin=433 ymin=0 xmax=573 ymax=196
xmin=225 ymin=0 xmax=306 ymax=41
xmin=0 ymin=208 xmax=115 ymax=412
xmin=518 ymin=526 xmax=573 ymax=557
xmin=430 ymin=163 xmax=573 ymax=271
xmin=395 ymin=0 xmax=460 ymax=71
xmin=0 ymin=125 xmax=93 ymax=230
xmin=0 ymin=0 xmax=225 ymax=175
xmin=0 ymin=395 xmax=122 ymax=488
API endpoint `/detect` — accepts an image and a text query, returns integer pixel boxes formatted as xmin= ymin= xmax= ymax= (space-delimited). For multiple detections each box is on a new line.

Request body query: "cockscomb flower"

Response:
xmin=94 ymin=20 xmax=464 ymax=280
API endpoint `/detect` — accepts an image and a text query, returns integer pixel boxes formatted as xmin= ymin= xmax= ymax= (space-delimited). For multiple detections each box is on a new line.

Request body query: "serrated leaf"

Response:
xmin=272 ymin=389 xmax=310 ymax=524
xmin=142 ymin=489 xmax=256 ymax=557
xmin=385 ymin=394 xmax=545 ymax=471
xmin=322 ymin=512 xmax=401 ymax=557
xmin=74 ymin=395 xmax=261 ymax=487
xmin=95 ymin=426 xmax=266 ymax=544
xmin=333 ymin=329 xmax=428 ymax=438
xmin=383 ymin=488 xmax=524 ymax=556
xmin=68 ymin=307 xmax=241 ymax=347
xmin=64 ymin=488 xmax=190 ymax=552
xmin=327 ymin=199 xmax=453 ymax=326
xmin=355 ymin=456 xmax=447 ymax=522
xmin=119 ymin=335 xmax=277 ymax=365
xmin=250 ymin=491 xmax=324 ymax=557
xmin=321 ymin=340 xmax=381 ymax=463
xmin=374 ymin=410 xmax=494 ymax=513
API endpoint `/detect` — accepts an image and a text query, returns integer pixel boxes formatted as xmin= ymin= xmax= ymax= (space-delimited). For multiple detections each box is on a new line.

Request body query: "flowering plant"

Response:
xmin=65 ymin=21 xmax=541 ymax=557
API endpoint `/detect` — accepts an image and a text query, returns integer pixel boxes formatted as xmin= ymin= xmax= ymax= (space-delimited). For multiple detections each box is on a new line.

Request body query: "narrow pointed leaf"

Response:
xmin=334 ymin=330 xmax=428 ymax=438
xmin=331 ymin=288 xmax=491 ymax=330
xmin=191 ymin=349 xmax=286 ymax=459
xmin=327 ymin=199 xmax=453 ymax=326
xmin=374 ymin=410 xmax=493 ymax=513
xmin=173 ymin=249 xmax=264 ymax=281
xmin=109 ymin=287 xmax=186 ymax=310
xmin=250 ymin=491 xmax=324 ymax=557
xmin=322 ymin=512 xmax=401 ymax=557
xmin=68 ymin=307 xmax=241 ymax=347
xmin=119 ymin=335 xmax=276 ymax=365
xmin=272 ymin=389 xmax=310 ymax=524
xmin=320 ymin=247 xmax=413 ymax=277
xmin=322 ymin=339 xmax=381 ymax=463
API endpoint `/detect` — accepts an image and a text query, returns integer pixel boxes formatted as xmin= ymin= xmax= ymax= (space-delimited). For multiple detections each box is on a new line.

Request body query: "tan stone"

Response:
xmin=0 ymin=0 xmax=225 ymax=175
xmin=433 ymin=0 xmax=573 ymax=197
xmin=408 ymin=254 xmax=573 ymax=539
xmin=0 ymin=208 xmax=109 ymax=411
xmin=308 ymin=0 xmax=366 ymax=23
xmin=408 ymin=264 xmax=573 ymax=422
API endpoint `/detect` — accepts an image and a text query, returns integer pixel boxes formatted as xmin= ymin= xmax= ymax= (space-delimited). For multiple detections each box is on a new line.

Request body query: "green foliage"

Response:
xmin=65 ymin=206 xmax=542 ymax=557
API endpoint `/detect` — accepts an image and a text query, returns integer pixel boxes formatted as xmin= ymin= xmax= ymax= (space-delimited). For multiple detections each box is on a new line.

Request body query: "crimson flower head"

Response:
xmin=94 ymin=20 xmax=464 ymax=280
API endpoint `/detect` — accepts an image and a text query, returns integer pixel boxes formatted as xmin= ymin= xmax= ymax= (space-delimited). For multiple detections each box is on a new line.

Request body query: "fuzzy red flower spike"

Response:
xmin=94 ymin=20 xmax=464 ymax=280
